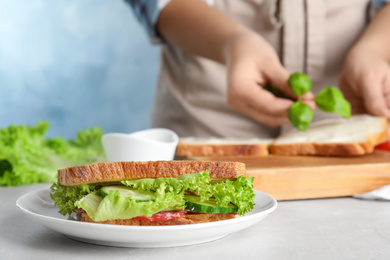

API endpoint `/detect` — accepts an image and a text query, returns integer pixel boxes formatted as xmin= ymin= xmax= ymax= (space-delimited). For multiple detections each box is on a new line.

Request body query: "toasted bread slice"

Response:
xmin=269 ymin=115 xmax=388 ymax=156
xmin=81 ymin=212 xmax=236 ymax=226
xmin=58 ymin=160 xmax=245 ymax=186
xmin=176 ymin=137 xmax=273 ymax=157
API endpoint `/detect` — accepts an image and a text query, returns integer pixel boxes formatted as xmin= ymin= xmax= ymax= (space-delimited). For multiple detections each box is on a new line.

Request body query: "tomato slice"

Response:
xmin=375 ymin=140 xmax=390 ymax=151
xmin=133 ymin=210 xmax=188 ymax=221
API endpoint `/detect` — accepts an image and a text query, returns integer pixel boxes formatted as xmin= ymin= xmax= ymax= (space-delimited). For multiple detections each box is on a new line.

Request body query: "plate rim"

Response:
xmin=16 ymin=188 xmax=277 ymax=231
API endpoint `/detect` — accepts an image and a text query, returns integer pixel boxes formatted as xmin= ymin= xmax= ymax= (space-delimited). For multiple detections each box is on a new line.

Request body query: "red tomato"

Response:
xmin=375 ymin=140 xmax=390 ymax=151
xmin=133 ymin=210 xmax=188 ymax=221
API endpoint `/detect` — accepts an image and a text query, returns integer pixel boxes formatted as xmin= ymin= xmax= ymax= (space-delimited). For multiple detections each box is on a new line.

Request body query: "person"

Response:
xmin=125 ymin=0 xmax=390 ymax=138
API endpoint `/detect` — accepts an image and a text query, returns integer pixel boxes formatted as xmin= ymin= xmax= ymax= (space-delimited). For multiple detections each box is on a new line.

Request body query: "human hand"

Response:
xmin=223 ymin=26 xmax=315 ymax=127
xmin=339 ymin=45 xmax=390 ymax=121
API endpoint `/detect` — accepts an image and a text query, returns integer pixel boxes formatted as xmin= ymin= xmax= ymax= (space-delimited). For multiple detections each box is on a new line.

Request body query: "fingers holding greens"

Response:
xmin=286 ymin=72 xmax=350 ymax=131
xmin=263 ymin=72 xmax=350 ymax=131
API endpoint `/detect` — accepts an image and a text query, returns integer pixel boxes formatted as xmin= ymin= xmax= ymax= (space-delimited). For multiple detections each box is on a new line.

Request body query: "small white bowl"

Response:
xmin=101 ymin=128 xmax=179 ymax=162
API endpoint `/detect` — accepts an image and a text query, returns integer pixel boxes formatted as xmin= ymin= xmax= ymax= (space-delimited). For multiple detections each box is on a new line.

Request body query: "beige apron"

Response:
xmin=151 ymin=0 xmax=371 ymax=138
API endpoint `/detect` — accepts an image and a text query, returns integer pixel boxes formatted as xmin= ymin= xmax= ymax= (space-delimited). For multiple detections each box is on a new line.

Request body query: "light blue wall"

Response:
xmin=0 ymin=0 xmax=160 ymax=138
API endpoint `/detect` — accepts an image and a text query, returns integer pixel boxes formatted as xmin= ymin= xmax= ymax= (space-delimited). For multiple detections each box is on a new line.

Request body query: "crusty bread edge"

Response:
xmin=58 ymin=160 xmax=246 ymax=186
xmin=176 ymin=143 xmax=269 ymax=157
xmin=269 ymin=118 xmax=389 ymax=156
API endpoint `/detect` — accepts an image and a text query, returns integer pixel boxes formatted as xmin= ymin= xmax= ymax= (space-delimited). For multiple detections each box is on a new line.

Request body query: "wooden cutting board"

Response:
xmin=191 ymin=150 xmax=390 ymax=201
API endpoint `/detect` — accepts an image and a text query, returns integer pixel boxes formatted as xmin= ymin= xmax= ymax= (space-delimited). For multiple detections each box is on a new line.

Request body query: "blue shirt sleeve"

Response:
xmin=124 ymin=0 xmax=165 ymax=44
xmin=124 ymin=0 xmax=214 ymax=44
xmin=372 ymin=0 xmax=390 ymax=12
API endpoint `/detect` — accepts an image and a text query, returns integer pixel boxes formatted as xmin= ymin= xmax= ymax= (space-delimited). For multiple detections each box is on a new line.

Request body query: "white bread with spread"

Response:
xmin=269 ymin=114 xmax=388 ymax=156
xmin=176 ymin=115 xmax=388 ymax=157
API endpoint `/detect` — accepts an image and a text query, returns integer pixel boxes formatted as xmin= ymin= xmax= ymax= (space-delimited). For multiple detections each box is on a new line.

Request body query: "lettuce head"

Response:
xmin=0 ymin=122 xmax=105 ymax=186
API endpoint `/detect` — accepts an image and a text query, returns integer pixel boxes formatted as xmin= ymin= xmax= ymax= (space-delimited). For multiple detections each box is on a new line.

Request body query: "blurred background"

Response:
xmin=0 ymin=0 xmax=160 ymax=138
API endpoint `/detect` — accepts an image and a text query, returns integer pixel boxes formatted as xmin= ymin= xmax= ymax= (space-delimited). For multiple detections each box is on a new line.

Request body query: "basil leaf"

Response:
xmin=288 ymin=101 xmax=314 ymax=131
xmin=288 ymin=72 xmax=312 ymax=96
xmin=264 ymin=84 xmax=296 ymax=101
xmin=315 ymin=87 xmax=351 ymax=118
xmin=264 ymin=84 xmax=286 ymax=98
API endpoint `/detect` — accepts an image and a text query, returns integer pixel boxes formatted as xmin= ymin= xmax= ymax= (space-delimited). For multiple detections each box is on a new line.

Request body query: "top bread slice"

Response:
xmin=58 ymin=160 xmax=245 ymax=186
xmin=269 ymin=114 xmax=388 ymax=156
xmin=176 ymin=137 xmax=273 ymax=157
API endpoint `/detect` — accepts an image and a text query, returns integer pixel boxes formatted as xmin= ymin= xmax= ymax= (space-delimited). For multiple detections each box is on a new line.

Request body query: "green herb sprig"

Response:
xmin=265 ymin=72 xmax=351 ymax=131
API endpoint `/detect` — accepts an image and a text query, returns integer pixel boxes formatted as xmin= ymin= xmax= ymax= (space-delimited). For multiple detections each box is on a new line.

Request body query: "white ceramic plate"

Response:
xmin=16 ymin=189 xmax=277 ymax=248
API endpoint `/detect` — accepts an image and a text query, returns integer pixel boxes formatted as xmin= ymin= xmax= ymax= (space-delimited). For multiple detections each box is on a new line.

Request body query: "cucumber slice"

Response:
xmin=184 ymin=195 xmax=238 ymax=213
xmin=100 ymin=185 xmax=155 ymax=201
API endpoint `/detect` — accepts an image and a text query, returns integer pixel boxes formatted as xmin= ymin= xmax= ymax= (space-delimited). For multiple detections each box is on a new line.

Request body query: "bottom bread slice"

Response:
xmin=81 ymin=212 xmax=237 ymax=226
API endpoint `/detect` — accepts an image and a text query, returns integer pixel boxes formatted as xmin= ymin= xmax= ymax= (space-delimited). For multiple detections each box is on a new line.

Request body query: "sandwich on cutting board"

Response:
xmin=176 ymin=114 xmax=389 ymax=157
xmin=51 ymin=161 xmax=255 ymax=226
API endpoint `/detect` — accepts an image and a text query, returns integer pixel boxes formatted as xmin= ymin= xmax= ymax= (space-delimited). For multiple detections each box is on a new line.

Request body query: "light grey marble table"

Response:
xmin=1 ymin=183 xmax=390 ymax=260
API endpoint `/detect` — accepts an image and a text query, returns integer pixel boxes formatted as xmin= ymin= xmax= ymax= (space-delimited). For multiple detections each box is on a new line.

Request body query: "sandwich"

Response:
xmin=50 ymin=160 xmax=255 ymax=226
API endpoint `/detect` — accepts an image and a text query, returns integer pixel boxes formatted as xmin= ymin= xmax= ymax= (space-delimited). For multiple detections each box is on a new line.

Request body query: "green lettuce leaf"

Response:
xmin=76 ymin=189 xmax=185 ymax=222
xmin=121 ymin=171 xmax=211 ymax=195
xmin=50 ymin=182 xmax=98 ymax=219
xmin=122 ymin=171 xmax=255 ymax=216
xmin=209 ymin=175 xmax=255 ymax=215
xmin=0 ymin=122 xmax=106 ymax=186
